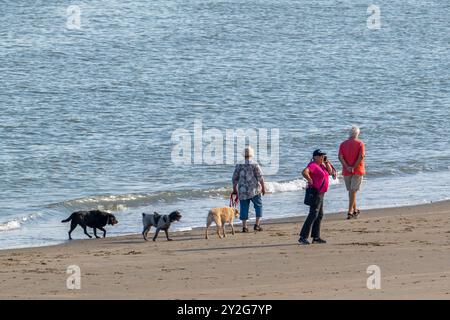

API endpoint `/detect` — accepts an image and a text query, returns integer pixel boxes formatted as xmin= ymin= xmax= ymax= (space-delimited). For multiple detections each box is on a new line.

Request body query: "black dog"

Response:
xmin=142 ymin=210 xmax=182 ymax=241
xmin=61 ymin=210 xmax=119 ymax=240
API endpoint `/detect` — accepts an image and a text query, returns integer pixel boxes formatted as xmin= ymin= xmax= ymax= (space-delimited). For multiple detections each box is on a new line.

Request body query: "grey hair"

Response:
xmin=349 ymin=126 xmax=360 ymax=139
xmin=243 ymin=146 xmax=255 ymax=158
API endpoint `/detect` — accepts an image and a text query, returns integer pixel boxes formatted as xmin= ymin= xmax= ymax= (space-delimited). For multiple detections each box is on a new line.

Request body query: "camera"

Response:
xmin=323 ymin=156 xmax=328 ymax=162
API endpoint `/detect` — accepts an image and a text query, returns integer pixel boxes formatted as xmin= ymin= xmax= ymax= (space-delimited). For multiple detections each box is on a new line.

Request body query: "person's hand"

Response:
xmin=347 ymin=166 xmax=354 ymax=173
xmin=307 ymin=178 xmax=313 ymax=185
xmin=332 ymin=170 xmax=337 ymax=180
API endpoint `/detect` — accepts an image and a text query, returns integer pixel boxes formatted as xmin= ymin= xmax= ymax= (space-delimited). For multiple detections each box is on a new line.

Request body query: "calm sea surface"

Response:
xmin=1 ymin=0 xmax=449 ymax=249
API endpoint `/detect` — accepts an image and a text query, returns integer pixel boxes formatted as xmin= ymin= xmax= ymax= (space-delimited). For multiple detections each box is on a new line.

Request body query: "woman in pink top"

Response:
xmin=298 ymin=149 xmax=335 ymax=245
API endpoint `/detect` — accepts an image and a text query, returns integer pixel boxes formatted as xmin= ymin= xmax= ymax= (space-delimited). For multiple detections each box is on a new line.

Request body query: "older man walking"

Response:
xmin=338 ymin=126 xmax=366 ymax=219
xmin=232 ymin=146 xmax=266 ymax=232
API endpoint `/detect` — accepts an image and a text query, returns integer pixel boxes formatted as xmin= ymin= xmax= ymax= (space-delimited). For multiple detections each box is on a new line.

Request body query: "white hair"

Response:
xmin=349 ymin=126 xmax=360 ymax=139
xmin=244 ymin=146 xmax=255 ymax=158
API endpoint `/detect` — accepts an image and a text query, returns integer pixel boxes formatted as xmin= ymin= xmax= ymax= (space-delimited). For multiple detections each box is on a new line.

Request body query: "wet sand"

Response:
xmin=1 ymin=201 xmax=449 ymax=299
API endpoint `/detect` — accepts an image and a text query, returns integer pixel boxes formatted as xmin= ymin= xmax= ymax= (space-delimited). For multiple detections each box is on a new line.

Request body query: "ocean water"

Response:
xmin=0 ymin=0 xmax=449 ymax=250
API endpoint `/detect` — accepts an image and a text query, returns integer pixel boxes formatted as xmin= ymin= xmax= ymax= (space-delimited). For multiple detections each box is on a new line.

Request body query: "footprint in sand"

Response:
xmin=124 ymin=250 xmax=142 ymax=255
xmin=161 ymin=267 xmax=186 ymax=272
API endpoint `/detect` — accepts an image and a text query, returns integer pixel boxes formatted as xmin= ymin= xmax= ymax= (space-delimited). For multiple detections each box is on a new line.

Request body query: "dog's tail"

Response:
xmin=61 ymin=213 xmax=75 ymax=223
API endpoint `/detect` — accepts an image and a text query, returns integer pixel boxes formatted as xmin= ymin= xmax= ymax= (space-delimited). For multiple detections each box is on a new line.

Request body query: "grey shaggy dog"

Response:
xmin=142 ymin=210 xmax=182 ymax=241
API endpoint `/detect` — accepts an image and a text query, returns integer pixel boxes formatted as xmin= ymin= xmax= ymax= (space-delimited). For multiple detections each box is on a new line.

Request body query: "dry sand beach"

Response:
xmin=0 ymin=201 xmax=449 ymax=299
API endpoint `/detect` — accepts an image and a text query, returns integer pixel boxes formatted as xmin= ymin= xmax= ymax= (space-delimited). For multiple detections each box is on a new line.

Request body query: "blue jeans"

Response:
xmin=239 ymin=194 xmax=263 ymax=221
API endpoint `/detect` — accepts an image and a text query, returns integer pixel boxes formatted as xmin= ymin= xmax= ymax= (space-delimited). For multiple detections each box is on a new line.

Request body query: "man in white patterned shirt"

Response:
xmin=232 ymin=147 xmax=266 ymax=232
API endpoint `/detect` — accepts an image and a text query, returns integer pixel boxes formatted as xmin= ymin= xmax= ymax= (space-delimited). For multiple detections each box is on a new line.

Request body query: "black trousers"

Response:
xmin=300 ymin=193 xmax=324 ymax=239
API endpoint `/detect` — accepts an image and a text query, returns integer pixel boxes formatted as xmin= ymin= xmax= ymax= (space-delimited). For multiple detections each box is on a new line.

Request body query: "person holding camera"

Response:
xmin=298 ymin=149 xmax=335 ymax=245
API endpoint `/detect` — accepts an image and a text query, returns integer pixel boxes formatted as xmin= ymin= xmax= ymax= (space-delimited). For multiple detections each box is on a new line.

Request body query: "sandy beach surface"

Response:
xmin=1 ymin=201 xmax=449 ymax=300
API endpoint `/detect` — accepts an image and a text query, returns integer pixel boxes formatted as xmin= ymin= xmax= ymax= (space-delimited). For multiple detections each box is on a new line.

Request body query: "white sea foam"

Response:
xmin=50 ymin=178 xmax=341 ymax=213
xmin=266 ymin=177 xmax=340 ymax=193
xmin=97 ymin=204 xmax=128 ymax=211
xmin=266 ymin=179 xmax=307 ymax=193
xmin=0 ymin=220 xmax=21 ymax=232
xmin=175 ymin=227 xmax=193 ymax=232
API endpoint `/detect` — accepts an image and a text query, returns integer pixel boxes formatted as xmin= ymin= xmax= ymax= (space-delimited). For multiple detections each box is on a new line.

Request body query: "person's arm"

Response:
xmin=260 ymin=177 xmax=266 ymax=195
xmin=232 ymin=166 xmax=239 ymax=194
xmin=352 ymin=153 xmax=364 ymax=170
xmin=352 ymin=144 xmax=365 ymax=170
xmin=302 ymin=167 xmax=313 ymax=185
xmin=324 ymin=160 xmax=334 ymax=175
xmin=339 ymin=153 xmax=353 ymax=173
xmin=255 ymin=165 xmax=266 ymax=195
xmin=338 ymin=144 xmax=352 ymax=173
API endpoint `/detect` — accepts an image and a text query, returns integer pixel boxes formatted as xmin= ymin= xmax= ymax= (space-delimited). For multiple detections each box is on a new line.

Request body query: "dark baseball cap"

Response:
xmin=313 ymin=149 xmax=327 ymax=157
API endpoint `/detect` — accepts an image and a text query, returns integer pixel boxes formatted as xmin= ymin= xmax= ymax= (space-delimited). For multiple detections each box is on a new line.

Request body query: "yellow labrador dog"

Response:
xmin=205 ymin=207 xmax=239 ymax=239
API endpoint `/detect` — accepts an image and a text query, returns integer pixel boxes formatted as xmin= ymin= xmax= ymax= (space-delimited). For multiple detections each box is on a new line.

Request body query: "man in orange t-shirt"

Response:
xmin=338 ymin=126 xmax=365 ymax=219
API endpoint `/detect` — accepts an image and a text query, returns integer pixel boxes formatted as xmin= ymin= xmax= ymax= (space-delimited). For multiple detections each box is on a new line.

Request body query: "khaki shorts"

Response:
xmin=344 ymin=175 xmax=363 ymax=191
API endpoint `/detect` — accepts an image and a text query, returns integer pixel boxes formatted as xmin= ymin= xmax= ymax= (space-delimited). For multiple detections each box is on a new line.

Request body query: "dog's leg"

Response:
xmin=68 ymin=221 xmax=77 ymax=240
xmin=205 ymin=215 xmax=213 ymax=239
xmin=213 ymin=216 xmax=224 ymax=238
xmin=142 ymin=225 xmax=151 ymax=241
xmin=164 ymin=229 xmax=172 ymax=241
xmin=152 ymin=228 xmax=161 ymax=241
xmin=230 ymin=220 xmax=235 ymax=235
xmin=215 ymin=220 xmax=223 ymax=239
xmin=98 ymin=227 xmax=106 ymax=238
xmin=93 ymin=228 xmax=100 ymax=238
xmin=82 ymin=225 xmax=92 ymax=238
xmin=222 ymin=221 xmax=227 ymax=238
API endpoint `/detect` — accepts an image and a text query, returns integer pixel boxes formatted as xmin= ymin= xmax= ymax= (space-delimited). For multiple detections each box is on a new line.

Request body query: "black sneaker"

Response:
xmin=298 ymin=237 xmax=310 ymax=245
xmin=242 ymin=227 xmax=249 ymax=233
xmin=312 ymin=238 xmax=327 ymax=244
xmin=254 ymin=224 xmax=263 ymax=231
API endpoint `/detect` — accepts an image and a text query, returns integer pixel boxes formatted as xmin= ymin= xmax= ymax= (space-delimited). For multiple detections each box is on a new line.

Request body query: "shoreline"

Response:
xmin=2 ymin=167 xmax=450 ymax=251
xmin=1 ymin=199 xmax=448 ymax=253
xmin=1 ymin=200 xmax=449 ymax=299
